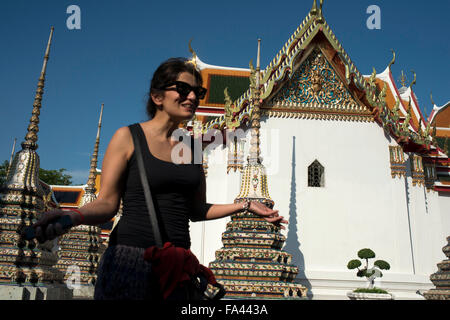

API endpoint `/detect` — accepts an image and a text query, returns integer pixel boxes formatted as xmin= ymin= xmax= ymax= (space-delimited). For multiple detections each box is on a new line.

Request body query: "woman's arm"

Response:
xmin=33 ymin=126 xmax=134 ymax=241
xmin=193 ymin=167 xmax=287 ymax=229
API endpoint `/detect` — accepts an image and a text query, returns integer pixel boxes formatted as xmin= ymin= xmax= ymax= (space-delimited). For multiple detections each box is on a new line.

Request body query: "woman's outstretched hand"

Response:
xmin=26 ymin=209 xmax=79 ymax=243
xmin=247 ymin=201 xmax=288 ymax=229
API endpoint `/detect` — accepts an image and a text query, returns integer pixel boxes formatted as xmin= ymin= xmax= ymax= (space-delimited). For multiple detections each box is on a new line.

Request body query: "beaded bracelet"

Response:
xmin=242 ymin=200 xmax=251 ymax=211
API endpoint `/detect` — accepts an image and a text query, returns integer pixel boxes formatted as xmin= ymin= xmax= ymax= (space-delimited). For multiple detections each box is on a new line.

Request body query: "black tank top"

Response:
xmin=108 ymin=123 xmax=209 ymax=249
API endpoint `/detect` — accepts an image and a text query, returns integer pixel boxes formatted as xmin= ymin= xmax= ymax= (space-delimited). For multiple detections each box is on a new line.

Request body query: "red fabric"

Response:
xmin=143 ymin=242 xmax=217 ymax=299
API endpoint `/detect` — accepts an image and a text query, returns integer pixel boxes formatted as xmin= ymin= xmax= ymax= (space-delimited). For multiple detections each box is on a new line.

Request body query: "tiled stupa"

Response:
xmin=424 ymin=236 xmax=450 ymax=300
xmin=209 ymin=161 xmax=307 ymax=299
xmin=0 ymin=28 xmax=71 ymax=300
xmin=55 ymin=104 xmax=105 ymax=299
xmin=208 ymin=41 xmax=307 ymax=299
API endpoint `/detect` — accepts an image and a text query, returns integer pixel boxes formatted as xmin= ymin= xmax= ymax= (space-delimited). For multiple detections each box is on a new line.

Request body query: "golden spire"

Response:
xmin=22 ymin=27 xmax=54 ymax=151
xmin=249 ymin=39 xmax=262 ymax=164
xmin=86 ymin=103 xmax=104 ymax=194
xmin=235 ymin=38 xmax=273 ymax=206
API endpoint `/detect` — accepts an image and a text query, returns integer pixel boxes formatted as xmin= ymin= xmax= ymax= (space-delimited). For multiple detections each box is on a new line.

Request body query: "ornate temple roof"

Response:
xmin=429 ymin=100 xmax=450 ymax=137
xmin=187 ymin=1 xmax=450 ymax=193
xmin=193 ymin=1 xmax=439 ymax=155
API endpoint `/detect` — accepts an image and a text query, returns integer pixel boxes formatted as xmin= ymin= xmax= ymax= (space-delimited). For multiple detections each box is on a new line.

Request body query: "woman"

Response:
xmin=32 ymin=57 xmax=287 ymax=300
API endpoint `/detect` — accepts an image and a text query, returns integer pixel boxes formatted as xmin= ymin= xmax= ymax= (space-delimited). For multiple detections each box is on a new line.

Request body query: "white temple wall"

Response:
xmin=404 ymin=157 xmax=448 ymax=277
xmin=190 ymin=144 xmax=239 ymax=265
xmin=389 ymin=174 xmax=416 ymax=275
xmin=257 ymin=117 xmax=416 ymax=276
xmin=438 ymin=192 xmax=450 ymax=240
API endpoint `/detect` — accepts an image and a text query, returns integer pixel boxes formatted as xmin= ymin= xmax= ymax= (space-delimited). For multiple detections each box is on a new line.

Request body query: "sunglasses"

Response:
xmin=160 ymin=81 xmax=207 ymax=100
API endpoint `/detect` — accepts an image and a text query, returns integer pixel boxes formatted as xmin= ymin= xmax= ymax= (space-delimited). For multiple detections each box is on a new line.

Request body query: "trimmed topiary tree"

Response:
xmin=347 ymin=248 xmax=391 ymax=293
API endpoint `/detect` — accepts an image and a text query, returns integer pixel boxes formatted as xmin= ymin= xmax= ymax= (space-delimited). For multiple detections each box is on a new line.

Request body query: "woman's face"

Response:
xmin=153 ymin=71 xmax=200 ymax=121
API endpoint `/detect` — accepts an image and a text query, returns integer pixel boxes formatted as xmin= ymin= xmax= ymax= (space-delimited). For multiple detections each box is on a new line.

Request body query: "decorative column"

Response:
xmin=55 ymin=104 xmax=105 ymax=299
xmin=0 ymin=28 xmax=72 ymax=300
xmin=209 ymin=40 xmax=307 ymax=299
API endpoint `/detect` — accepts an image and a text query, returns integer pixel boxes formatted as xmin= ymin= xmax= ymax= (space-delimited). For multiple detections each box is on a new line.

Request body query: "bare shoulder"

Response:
xmin=107 ymin=126 xmax=134 ymax=160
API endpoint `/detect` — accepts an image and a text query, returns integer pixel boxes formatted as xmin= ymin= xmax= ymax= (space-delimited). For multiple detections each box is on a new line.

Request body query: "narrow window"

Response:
xmin=308 ymin=160 xmax=324 ymax=187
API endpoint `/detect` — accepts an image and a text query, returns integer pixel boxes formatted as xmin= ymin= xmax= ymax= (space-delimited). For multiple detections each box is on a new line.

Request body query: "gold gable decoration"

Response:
xmin=266 ymin=48 xmax=372 ymax=122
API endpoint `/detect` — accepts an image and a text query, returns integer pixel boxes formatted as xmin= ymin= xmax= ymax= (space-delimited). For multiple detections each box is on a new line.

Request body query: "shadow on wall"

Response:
xmin=283 ymin=136 xmax=314 ymax=299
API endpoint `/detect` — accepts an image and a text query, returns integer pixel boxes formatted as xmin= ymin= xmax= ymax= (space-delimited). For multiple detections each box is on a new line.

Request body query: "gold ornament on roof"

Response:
xmin=188 ymin=38 xmax=198 ymax=70
xmin=430 ymin=92 xmax=436 ymax=106
xmin=310 ymin=0 xmax=318 ymax=15
xmin=224 ymin=88 xmax=241 ymax=130
xmin=409 ymin=70 xmax=416 ymax=89
xmin=399 ymin=71 xmax=407 ymax=88
xmin=388 ymin=49 xmax=396 ymax=70
xmin=369 ymin=67 xmax=377 ymax=85
xmin=249 ymin=59 xmax=257 ymax=92
xmin=345 ymin=62 xmax=350 ymax=84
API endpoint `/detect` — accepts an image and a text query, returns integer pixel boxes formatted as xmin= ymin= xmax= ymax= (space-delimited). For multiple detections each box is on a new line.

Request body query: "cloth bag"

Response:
xmin=130 ymin=125 xmax=225 ymax=300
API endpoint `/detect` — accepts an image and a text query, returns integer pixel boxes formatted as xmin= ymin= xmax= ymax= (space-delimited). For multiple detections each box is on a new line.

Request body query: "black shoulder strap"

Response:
xmin=128 ymin=124 xmax=163 ymax=248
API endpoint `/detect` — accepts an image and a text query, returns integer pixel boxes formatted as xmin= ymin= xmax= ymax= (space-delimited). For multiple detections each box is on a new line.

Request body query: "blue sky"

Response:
xmin=1 ymin=0 xmax=449 ymax=184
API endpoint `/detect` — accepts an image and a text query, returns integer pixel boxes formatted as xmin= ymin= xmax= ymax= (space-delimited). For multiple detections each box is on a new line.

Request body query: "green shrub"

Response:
xmin=347 ymin=248 xmax=391 ymax=291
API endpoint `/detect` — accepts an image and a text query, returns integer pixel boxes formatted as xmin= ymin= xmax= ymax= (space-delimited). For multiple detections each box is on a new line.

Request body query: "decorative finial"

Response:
xmin=188 ymin=38 xmax=198 ymax=70
xmin=85 ymin=103 xmax=104 ymax=193
xmin=22 ymin=27 xmax=54 ymax=151
xmin=399 ymin=70 xmax=407 ymax=87
xmin=311 ymin=0 xmax=318 ymax=15
xmin=409 ymin=70 xmax=416 ymax=89
xmin=388 ymin=49 xmax=396 ymax=70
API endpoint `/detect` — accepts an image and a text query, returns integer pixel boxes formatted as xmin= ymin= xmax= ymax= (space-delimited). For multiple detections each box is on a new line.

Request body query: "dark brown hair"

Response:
xmin=146 ymin=57 xmax=203 ymax=118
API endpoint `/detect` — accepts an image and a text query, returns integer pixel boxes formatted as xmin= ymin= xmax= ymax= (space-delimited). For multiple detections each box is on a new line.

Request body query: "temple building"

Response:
xmin=186 ymin=1 xmax=450 ymax=299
